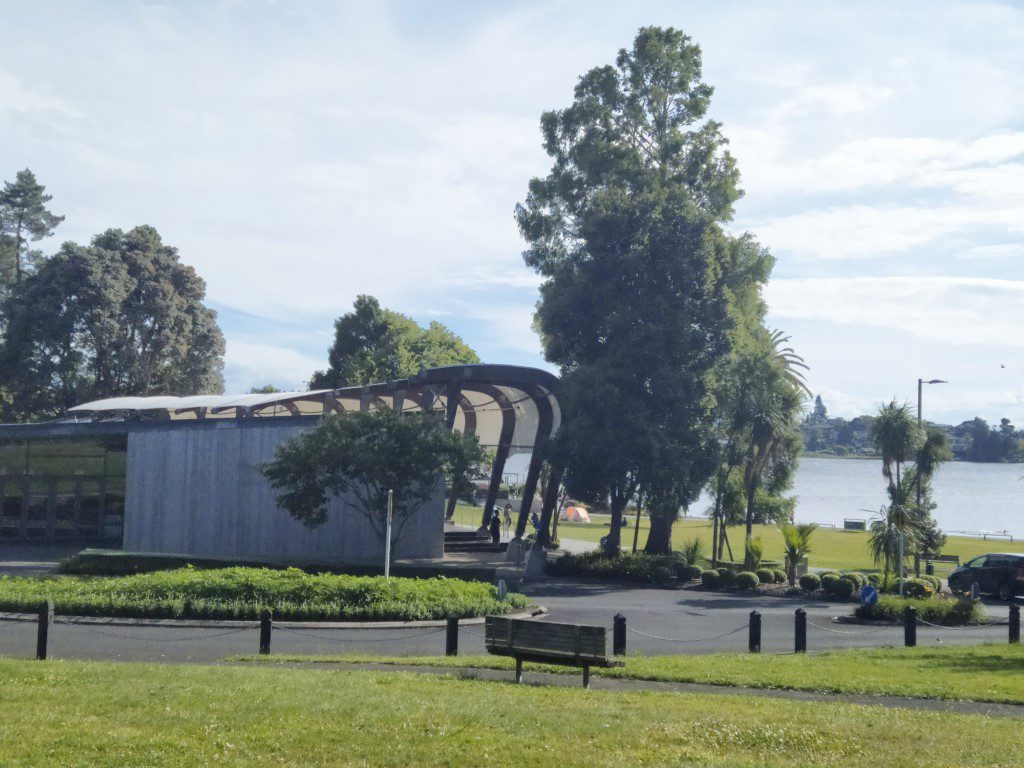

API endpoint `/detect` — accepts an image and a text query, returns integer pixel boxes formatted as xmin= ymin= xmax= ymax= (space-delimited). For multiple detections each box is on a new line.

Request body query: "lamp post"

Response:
xmin=906 ymin=378 xmax=946 ymax=593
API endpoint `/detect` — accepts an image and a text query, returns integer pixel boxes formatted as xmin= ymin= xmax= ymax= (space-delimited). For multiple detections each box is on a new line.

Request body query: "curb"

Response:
xmin=0 ymin=606 xmax=546 ymax=631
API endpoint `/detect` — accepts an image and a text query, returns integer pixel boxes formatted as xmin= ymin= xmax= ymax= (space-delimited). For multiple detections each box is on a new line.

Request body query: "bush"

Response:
xmin=903 ymin=578 xmax=934 ymax=599
xmin=820 ymin=574 xmax=841 ymax=592
xmin=799 ymin=574 xmax=821 ymax=591
xmin=745 ymin=537 xmax=764 ymax=569
xmin=842 ymin=572 xmax=867 ymax=589
xmin=755 ymin=568 xmax=775 ymax=585
xmin=921 ymin=574 xmax=943 ymax=593
xmin=678 ymin=537 xmax=705 ymax=567
xmin=546 ymin=550 xmax=683 ymax=585
xmin=0 ymin=567 xmax=528 ymax=622
xmin=855 ymin=596 xmax=986 ymax=626
xmin=716 ymin=568 xmax=737 ymax=587
xmin=680 ymin=564 xmax=704 ymax=582
xmin=819 ymin=570 xmax=839 ymax=579
xmin=735 ymin=571 xmax=760 ymax=591
xmin=701 ymin=570 xmax=722 ymax=589
xmin=772 ymin=569 xmax=787 ymax=584
xmin=867 ymin=574 xmax=883 ymax=588
xmin=825 ymin=576 xmax=855 ymax=599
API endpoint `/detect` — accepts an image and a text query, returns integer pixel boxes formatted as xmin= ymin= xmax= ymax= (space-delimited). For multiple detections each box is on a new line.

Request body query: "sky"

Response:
xmin=2 ymin=0 xmax=1022 ymax=426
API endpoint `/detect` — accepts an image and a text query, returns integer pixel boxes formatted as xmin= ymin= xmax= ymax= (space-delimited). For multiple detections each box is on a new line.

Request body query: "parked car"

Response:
xmin=947 ymin=553 xmax=1024 ymax=600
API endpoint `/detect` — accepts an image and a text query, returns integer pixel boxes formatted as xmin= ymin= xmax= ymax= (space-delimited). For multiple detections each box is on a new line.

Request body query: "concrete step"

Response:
xmin=443 ymin=541 xmax=509 ymax=554
xmin=443 ymin=531 xmax=487 ymax=542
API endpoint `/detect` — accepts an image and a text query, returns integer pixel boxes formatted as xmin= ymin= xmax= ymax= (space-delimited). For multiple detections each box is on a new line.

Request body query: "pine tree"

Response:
xmin=0 ymin=169 xmax=64 ymax=284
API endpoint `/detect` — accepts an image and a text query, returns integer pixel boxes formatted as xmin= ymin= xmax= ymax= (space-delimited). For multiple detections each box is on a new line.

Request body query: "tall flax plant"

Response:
xmin=780 ymin=523 xmax=817 ymax=586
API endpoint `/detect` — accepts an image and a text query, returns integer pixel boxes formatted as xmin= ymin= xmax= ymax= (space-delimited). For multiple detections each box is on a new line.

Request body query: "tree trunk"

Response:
xmin=643 ymin=502 xmax=675 ymax=555
xmin=743 ymin=475 xmax=757 ymax=568
xmin=604 ymin=495 xmax=626 ymax=556
xmin=711 ymin=508 xmax=720 ymax=566
xmin=631 ymin=492 xmax=643 ymax=553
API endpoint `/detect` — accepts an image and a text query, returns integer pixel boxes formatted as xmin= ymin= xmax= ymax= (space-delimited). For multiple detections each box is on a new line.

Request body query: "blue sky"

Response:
xmin=2 ymin=1 xmax=1022 ymax=425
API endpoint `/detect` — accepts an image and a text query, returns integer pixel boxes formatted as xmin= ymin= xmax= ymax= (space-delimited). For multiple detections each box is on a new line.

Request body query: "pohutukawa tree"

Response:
xmin=517 ymin=26 xmax=759 ymax=555
xmin=262 ymin=407 xmax=487 ymax=560
xmin=0 ymin=225 xmax=225 ymax=420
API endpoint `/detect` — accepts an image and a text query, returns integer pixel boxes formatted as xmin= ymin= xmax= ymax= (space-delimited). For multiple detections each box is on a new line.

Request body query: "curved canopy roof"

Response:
xmin=67 ymin=364 xmax=561 ymax=453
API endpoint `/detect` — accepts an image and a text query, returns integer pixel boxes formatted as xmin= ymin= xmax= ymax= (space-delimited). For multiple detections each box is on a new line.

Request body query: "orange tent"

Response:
xmin=563 ymin=506 xmax=591 ymax=523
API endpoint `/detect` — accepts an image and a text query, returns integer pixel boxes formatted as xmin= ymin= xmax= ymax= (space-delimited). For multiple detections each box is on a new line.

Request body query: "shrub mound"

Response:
xmin=902 ymin=578 xmax=934 ymax=599
xmin=680 ymin=564 xmax=704 ymax=582
xmin=855 ymin=596 xmax=986 ymax=626
xmin=735 ymin=571 xmax=760 ymax=591
xmin=716 ymin=568 xmax=737 ymax=587
xmin=701 ymin=570 xmax=722 ymax=589
xmin=841 ymin=572 xmax=867 ymax=589
xmin=755 ymin=568 xmax=775 ymax=585
xmin=546 ymin=550 xmax=687 ymax=585
xmin=0 ymin=567 xmax=528 ymax=622
xmin=799 ymin=574 xmax=821 ymax=592
xmin=772 ymin=569 xmax=787 ymax=584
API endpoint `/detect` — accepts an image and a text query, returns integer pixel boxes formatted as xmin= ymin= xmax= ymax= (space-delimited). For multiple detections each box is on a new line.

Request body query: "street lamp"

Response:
xmin=904 ymin=378 xmax=947 ymax=595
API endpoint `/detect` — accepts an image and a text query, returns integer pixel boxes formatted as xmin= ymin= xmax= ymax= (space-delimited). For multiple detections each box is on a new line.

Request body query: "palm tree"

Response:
xmin=780 ymin=523 xmax=817 ymax=586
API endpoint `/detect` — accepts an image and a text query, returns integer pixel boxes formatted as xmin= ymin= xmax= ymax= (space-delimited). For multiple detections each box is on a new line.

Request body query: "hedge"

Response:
xmin=854 ymin=596 xmax=986 ymax=626
xmin=546 ymin=551 xmax=687 ymax=585
xmin=735 ymin=571 xmax=759 ymax=591
xmin=0 ymin=567 xmax=528 ymax=622
xmin=799 ymin=574 xmax=821 ymax=591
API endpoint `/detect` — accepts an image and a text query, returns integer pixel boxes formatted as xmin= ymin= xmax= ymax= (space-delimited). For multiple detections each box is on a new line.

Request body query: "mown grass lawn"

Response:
xmin=0 ymin=658 xmax=1019 ymax=767
xmin=238 ymin=644 xmax=1024 ymax=705
xmin=454 ymin=504 xmax=1024 ymax=574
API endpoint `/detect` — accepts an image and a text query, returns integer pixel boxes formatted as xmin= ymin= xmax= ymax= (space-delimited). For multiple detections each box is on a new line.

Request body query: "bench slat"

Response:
xmin=485 ymin=616 xmax=611 ymax=668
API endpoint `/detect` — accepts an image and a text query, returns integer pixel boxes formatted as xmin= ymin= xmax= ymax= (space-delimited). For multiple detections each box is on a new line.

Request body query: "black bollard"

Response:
xmin=613 ymin=614 xmax=626 ymax=656
xmin=1010 ymin=604 xmax=1020 ymax=644
xmin=446 ymin=617 xmax=459 ymax=656
xmin=749 ymin=610 xmax=761 ymax=653
xmin=36 ymin=600 xmax=53 ymax=661
xmin=794 ymin=608 xmax=807 ymax=653
xmin=904 ymin=605 xmax=917 ymax=648
xmin=259 ymin=609 xmax=272 ymax=655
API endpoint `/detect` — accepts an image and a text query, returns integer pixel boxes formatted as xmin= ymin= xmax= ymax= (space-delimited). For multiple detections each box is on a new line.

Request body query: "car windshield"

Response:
xmin=967 ymin=556 xmax=988 ymax=568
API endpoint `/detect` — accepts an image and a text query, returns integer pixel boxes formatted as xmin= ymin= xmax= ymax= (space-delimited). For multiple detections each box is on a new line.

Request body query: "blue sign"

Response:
xmin=861 ymin=585 xmax=878 ymax=606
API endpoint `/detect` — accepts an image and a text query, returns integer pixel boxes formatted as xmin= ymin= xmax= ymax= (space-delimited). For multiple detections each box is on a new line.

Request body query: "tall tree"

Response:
xmin=517 ymin=27 xmax=744 ymax=555
xmin=0 ymin=225 xmax=224 ymax=420
xmin=310 ymin=295 xmax=479 ymax=389
xmin=0 ymin=169 xmax=64 ymax=285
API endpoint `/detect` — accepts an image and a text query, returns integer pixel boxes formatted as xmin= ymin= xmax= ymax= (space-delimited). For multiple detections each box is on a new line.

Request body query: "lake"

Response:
xmin=691 ymin=456 xmax=1024 ymax=538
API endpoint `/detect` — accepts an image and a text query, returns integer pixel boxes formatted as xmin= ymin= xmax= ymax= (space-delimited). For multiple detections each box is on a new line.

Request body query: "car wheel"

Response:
xmin=998 ymin=582 xmax=1013 ymax=601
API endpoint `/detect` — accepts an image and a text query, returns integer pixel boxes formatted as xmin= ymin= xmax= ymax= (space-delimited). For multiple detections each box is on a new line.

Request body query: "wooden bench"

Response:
xmin=927 ymin=554 xmax=960 ymax=566
xmin=484 ymin=616 xmax=623 ymax=688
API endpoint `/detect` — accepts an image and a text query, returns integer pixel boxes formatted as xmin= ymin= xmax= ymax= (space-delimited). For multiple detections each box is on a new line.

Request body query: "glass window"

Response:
xmin=967 ymin=556 xmax=988 ymax=568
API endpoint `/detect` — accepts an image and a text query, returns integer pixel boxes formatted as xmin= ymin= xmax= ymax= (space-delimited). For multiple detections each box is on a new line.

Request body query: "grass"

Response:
xmin=454 ymin=504 xmax=1024 ymax=573
xmin=0 ymin=567 xmax=529 ymax=621
xmin=0 ymin=658 xmax=1021 ymax=767
xmin=236 ymin=643 xmax=1024 ymax=705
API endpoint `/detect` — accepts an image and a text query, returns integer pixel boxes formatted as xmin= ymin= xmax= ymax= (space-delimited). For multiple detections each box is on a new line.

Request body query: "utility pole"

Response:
xmin=384 ymin=489 xmax=394 ymax=578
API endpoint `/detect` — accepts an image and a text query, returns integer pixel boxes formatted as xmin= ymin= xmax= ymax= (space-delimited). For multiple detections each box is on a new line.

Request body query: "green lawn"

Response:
xmin=0 ymin=658 xmax=1020 ymax=767
xmin=454 ymin=504 xmax=1024 ymax=573
xmin=237 ymin=644 xmax=1024 ymax=705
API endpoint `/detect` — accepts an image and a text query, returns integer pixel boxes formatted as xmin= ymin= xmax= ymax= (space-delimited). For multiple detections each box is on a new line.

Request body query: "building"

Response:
xmin=0 ymin=364 xmax=561 ymax=566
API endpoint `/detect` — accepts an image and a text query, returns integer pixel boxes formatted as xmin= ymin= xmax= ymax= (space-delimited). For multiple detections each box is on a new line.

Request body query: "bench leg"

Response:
xmin=582 ymin=665 xmax=590 ymax=689
xmin=515 ymin=658 xmax=523 ymax=684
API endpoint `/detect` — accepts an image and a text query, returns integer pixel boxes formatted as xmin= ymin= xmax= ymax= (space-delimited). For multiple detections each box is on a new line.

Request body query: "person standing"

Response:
xmin=489 ymin=508 xmax=502 ymax=545
xmin=502 ymin=503 xmax=513 ymax=537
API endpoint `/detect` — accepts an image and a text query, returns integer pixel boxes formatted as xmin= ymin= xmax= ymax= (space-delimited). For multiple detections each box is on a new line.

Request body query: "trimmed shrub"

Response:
xmin=701 ymin=570 xmax=722 ymax=589
xmin=819 ymin=570 xmax=839 ymax=580
xmin=855 ymin=596 xmax=986 ymax=626
xmin=547 ymin=550 xmax=683 ymax=585
xmin=921 ymin=574 xmax=943 ymax=593
xmin=799 ymin=573 xmax=821 ymax=592
xmin=716 ymin=568 xmax=737 ymax=587
xmin=820 ymin=574 xmax=841 ymax=592
xmin=680 ymin=564 xmax=704 ymax=582
xmin=755 ymin=568 xmax=775 ymax=585
xmin=842 ymin=572 xmax=867 ymax=589
xmin=826 ymin=576 xmax=855 ymax=599
xmin=772 ymin=569 xmax=787 ymax=584
xmin=867 ymin=573 xmax=883 ymax=588
xmin=736 ymin=571 xmax=760 ymax=591
xmin=903 ymin=578 xmax=934 ymax=599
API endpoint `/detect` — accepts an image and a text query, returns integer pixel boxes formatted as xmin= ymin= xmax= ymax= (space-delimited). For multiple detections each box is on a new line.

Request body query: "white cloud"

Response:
xmin=223 ymin=341 xmax=325 ymax=392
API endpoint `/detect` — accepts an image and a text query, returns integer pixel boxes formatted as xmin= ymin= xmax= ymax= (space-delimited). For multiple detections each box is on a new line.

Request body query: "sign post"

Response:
xmin=384 ymin=489 xmax=394 ymax=578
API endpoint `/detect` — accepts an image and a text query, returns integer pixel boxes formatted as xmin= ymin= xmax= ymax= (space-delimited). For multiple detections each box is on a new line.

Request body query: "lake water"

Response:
xmin=690 ymin=456 xmax=1024 ymax=538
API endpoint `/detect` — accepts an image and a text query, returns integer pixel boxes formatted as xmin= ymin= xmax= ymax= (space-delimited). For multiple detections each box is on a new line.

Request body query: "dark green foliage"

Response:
xmin=680 ymin=564 xmax=704 ymax=581
xmin=0 ymin=168 xmax=63 ymax=285
xmin=772 ymin=569 xmax=787 ymax=584
xmin=701 ymin=570 xmax=722 ymax=588
xmin=755 ymin=567 xmax=774 ymax=584
xmin=902 ymin=578 xmax=934 ymax=599
xmin=518 ymin=27 xmax=746 ymax=554
xmin=716 ymin=568 xmax=737 ymax=587
xmin=546 ymin=550 xmax=685 ymax=585
xmin=828 ymin=578 xmax=855 ymax=599
xmin=0 ymin=568 xmax=527 ymax=621
xmin=0 ymin=226 xmax=224 ymax=420
xmin=263 ymin=408 xmax=486 ymax=555
xmin=735 ymin=571 xmax=759 ymax=590
xmin=677 ymin=537 xmax=706 ymax=567
xmin=309 ymin=295 xmax=478 ymax=389
xmin=819 ymin=574 xmax=841 ymax=592
xmin=867 ymin=573 xmax=883 ymax=587
xmin=855 ymin=596 xmax=985 ymax=626
xmin=799 ymin=574 xmax=821 ymax=591
xmin=920 ymin=574 xmax=943 ymax=593
xmin=841 ymin=572 xmax=867 ymax=589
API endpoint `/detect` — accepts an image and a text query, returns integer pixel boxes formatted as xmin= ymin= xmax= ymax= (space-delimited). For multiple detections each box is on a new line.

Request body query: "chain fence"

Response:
xmin=275 ymin=625 xmax=446 ymax=645
xmin=916 ymin=618 xmax=992 ymax=631
xmin=53 ymin=620 xmax=253 ymax=643
xmin=806 ymin=620 xmax=896 ymax=636
xmin=626 ymin=623 xmax=748 ymax=644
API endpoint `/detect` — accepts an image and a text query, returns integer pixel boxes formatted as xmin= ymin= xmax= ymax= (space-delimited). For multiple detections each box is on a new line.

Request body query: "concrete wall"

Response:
xmin=123 ymin=420 xmax=443 ymax=565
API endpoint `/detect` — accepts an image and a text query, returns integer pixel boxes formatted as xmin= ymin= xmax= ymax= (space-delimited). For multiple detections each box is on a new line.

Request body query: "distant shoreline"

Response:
xmin=802 ymin=451 xmax=1023 ymax=464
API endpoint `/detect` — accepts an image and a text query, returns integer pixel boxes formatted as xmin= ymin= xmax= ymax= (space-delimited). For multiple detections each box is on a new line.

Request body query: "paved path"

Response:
xmin=238 ymin=660 xmax=1024 ymax=719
